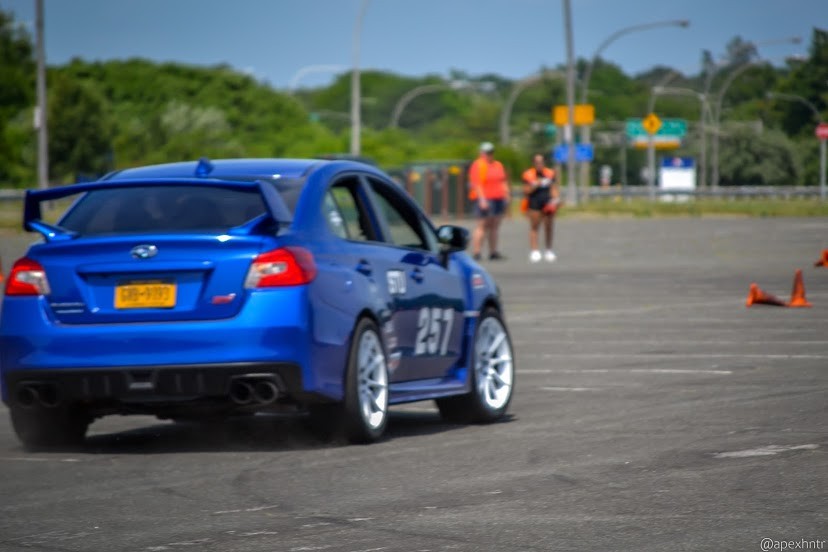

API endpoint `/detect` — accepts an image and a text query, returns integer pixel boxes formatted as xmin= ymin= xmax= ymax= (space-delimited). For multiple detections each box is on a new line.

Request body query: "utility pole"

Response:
xmin=350 ymin=0 xmax=370 ymax=157
xmin=562 ymin=0 xmax=577 ymax=206
xmin=35 ymin=0 xmax=48 ymax=189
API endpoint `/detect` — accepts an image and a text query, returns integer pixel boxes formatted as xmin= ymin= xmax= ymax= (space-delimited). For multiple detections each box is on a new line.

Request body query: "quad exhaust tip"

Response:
xmin=16 ymin=383 xmax=61 ymax=408
xmin=229 ymin=376 xmax=282 ymax=406
xmin=252 ymin=380 xmax=279 ymax=404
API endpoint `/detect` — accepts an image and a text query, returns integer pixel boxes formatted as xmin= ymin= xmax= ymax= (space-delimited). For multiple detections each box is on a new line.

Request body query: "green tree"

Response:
xmin=0 ymin=9 xmax=35 ymax=185
xmin=58 ymin=58 xmax=313 ymax=166
xmin=718 ymin=127 xmax=800 ymax=186
xmin=724 ymin=36 xmax=758 ymax=66
xmin=774 ymin=28 xmax=828 ymax=137
xmin=47 ymin=74 xmax=114 ymax=182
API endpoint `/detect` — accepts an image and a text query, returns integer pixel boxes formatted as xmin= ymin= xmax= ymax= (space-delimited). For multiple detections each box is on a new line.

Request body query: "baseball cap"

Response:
xmin=480 ymin=141 xmax=495 ymax=153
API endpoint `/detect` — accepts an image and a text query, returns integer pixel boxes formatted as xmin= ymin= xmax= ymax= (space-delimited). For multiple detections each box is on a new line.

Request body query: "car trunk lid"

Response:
xmin=32 ymin=234 xmax=273 ymax=324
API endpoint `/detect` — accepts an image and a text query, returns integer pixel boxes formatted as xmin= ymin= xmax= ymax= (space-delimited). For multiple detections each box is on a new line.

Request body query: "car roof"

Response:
xmin=102 ymin=158 xmax=327 ymax=181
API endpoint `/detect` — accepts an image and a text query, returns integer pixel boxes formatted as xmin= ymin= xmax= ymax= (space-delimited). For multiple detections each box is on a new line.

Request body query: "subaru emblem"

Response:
xmin=131 ymin=244 xmax=158 ymax=259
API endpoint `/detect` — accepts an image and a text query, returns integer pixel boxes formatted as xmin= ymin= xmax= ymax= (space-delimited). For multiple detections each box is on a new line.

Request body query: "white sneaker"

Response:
xmin=529 ymin=250 xmax=542 ymax=263
xmin=544 ymin=250 xmax=557 ymax=262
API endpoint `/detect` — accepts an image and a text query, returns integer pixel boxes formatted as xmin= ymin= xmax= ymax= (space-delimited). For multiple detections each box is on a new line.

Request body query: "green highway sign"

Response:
xmin=626 ymin=118 xmax=687 ymax=138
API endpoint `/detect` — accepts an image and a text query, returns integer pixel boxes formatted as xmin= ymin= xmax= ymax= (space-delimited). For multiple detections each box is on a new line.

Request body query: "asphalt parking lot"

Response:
xmin=0 ymin=216 xmax=826 ymax=552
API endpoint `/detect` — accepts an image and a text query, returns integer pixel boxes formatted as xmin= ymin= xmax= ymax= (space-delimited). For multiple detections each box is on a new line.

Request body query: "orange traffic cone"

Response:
xmin=787 ymin=269 xmax=812 ymax=308
xmin=746 ymin=283 xmax=787 ymax=307
xmin=814 ymin=249 xmax=828 ymax=267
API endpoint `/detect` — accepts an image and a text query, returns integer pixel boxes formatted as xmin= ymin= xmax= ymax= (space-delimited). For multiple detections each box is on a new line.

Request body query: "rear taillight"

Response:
xmin=244 ymin=247 xmax=317 ymax=288
xmin=5 ymin=257 xmax=51 ymax=296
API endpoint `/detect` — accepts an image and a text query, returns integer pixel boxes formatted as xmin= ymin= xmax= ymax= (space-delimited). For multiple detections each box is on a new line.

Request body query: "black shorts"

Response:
xmin=475 ymin=198 xmax=507 ymax=218
xmin=527 ymin=188 xmax=551 ymax=211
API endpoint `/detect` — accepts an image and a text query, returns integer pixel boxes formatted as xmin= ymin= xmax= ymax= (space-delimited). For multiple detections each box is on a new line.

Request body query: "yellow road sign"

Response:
xmin=643 ymin=113 xmax=662 ymax=135
xmin=553 ymin=104 xmax=595 ymax=126
xmin=632 ymin=138 xmax=681 ymax=150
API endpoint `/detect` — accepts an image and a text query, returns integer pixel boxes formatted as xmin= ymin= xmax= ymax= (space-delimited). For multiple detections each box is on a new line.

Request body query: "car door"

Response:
xmin=361 ymin=176 xmax=465 ymax=382
xmin=313 ymin=175 xmax=411 ymax=383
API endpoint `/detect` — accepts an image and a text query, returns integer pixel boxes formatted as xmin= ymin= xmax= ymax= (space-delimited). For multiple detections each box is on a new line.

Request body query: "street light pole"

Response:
xmin=499 ymin=71 xmax=564 ymax=145
xmin=767 ymin=91 xmax=826 ymax=201
xmin=350 ymin=0 xmax=370 ymax=156
xmin=35 ymin=0 xmax=48 ymax=190
xmin=579 ymin=19 xmax=689 ymax=198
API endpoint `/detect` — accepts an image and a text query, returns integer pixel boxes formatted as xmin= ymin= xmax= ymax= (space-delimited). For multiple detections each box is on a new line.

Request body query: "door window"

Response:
xmin=366 ymin=178 xmax=438 ymax=252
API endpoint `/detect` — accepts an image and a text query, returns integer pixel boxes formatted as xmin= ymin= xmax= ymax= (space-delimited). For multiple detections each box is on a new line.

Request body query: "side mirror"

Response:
xmin=437 ymin=225 xmax=469 ymax=252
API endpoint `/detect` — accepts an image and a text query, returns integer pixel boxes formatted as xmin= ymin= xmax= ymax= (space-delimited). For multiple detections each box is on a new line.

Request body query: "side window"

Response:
xmin=367 ymin=178 xmax=436 ymax=252
xmin=322 ymin=192 xmax=348 ymax=239
xmin=328 ymin=178 xmax=374 ymax=242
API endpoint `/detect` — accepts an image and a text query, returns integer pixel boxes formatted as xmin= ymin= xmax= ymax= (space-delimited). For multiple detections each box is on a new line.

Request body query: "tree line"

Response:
xmin=1 ymin=8 xmax=825 ymax=188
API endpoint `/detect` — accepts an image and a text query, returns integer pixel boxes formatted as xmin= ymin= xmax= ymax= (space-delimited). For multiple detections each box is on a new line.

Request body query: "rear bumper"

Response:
xmin=1 ymin=362 xmax=315 ymax=408
xmin=0 ymin=289 xmax=354 ymax=404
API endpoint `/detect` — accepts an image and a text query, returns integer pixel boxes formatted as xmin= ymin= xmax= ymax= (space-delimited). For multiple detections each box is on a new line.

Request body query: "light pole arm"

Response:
xmin=767 ymin=91 xmax=823 ymax=123
xmin=289 ymin=65 xmax=347 ymax=91
xmin=714 ymin=62 xmax=761 ymax=123
xmin=389 ymin=84 xmax=450 ymax=128
xmin=702 ymin=36 xmax=802 ymax=122
xmin=653 ymin=86 xmax=708 ymax=125
xmin=654 ymin=86 xmax=705 ymax=103
xmin=647 ymin=70 xmax=681 ymax=114
xmin=500 ymin=71 xmax=564 ymax=144
xmin=580 ymin=19 xmax=689 ymax=103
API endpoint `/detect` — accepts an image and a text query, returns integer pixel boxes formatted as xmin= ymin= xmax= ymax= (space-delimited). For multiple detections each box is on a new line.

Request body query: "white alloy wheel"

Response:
xmin=474 ymin=315 xmax=514 ymax=411
xmin=357 ymin=328 xmax=388 ymax=430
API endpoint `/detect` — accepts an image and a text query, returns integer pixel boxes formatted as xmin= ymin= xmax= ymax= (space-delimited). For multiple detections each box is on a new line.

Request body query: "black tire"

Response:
xmin=341 ymin=317 xmax=389 ymax=444
xmin=10 ymin=405 xmax=90 ymax=451
xmin=436 ymin=307 xmax=515 ymax=423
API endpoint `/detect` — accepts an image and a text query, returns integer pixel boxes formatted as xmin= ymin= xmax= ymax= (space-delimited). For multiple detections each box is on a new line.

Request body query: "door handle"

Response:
xmin=356 ymin=259 xmax=372 ymax=276
xmin=410 ymin=268 xmax=424 ymax=283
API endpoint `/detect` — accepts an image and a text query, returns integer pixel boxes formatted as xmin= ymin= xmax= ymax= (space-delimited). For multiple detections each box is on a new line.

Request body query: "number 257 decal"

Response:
xmin=414 ymin=307 xmax=454 ymax=356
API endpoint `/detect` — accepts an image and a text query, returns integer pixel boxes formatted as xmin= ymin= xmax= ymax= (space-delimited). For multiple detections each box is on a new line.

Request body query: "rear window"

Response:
xmin=59 ymin=185 xmax=275 ymax=235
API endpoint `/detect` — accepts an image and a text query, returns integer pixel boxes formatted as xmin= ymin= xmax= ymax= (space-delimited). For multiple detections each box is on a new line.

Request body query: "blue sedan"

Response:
xmin=0 ymin=158 xmax=515 ymax=448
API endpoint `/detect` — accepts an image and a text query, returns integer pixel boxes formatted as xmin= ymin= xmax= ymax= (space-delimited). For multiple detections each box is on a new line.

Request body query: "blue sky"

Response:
xmin=3 ymin=0 xmax=823 ymax=89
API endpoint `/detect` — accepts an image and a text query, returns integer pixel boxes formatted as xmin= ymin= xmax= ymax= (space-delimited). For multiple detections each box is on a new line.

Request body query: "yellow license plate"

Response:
xmin=115 ymin=281 xmax=177 ymax=309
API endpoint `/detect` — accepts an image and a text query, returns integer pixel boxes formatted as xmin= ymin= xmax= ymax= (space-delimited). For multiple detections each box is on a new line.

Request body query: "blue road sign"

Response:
xmin=661 ymin=156 xmax=694 ymax=168
xmin=553 ymin=144 xmax=594 ymax=163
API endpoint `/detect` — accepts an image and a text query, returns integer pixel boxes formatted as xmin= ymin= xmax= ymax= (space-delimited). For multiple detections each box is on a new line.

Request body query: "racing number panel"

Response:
xmin=360 ymin=176 xmax=465 ymax=382
xmin=323 ymin=174 xmax=465 ymax=383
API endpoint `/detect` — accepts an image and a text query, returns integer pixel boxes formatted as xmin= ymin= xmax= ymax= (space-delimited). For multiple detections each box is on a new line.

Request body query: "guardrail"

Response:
xmin=0 ymin=189 xmax=25 ymax=201
xmin=585 ymin=186 xmax=822 ymax=200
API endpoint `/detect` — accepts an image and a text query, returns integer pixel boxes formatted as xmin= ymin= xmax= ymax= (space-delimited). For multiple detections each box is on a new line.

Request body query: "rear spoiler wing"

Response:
xmin=23 ymin=178 xmax=293 ymax=241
